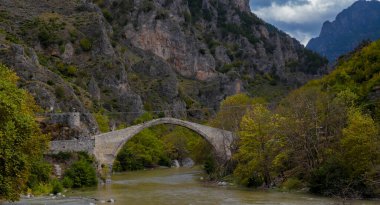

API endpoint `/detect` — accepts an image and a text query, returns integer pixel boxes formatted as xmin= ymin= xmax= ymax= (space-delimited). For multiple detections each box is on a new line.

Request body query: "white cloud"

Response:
xmin=251 ymin=0 xmax=361 ymax=44
xmin=252 ymin=0 xmax=357 ymax=24
xmin=287 ymin=30 xmax=313 ymax=45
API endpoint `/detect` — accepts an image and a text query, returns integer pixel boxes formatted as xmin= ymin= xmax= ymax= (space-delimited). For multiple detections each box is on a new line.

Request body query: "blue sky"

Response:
xmin=249 ymin=0 xmax=360 ymax=45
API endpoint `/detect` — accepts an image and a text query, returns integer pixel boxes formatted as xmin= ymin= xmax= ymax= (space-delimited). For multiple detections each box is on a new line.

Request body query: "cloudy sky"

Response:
xmin=249 ymin=0 xmax=360 ymax=45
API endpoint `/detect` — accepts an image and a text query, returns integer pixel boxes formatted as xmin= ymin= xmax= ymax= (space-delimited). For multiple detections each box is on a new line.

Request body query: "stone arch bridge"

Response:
xmin=50 ymin=118 xmax=236 ymax=169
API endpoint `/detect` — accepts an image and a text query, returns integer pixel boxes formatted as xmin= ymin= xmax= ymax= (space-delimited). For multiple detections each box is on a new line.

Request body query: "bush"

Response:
xmin=309 ymin=159 xmax=372 ymax=197
xmin=61 ymin=177 xmax=73 ymax=188
xmin=50 ymin=152 xmax=73 ymax=163
xmin=132 ymin=112 xmax=154 ymax=125
xmin=155 ymin=9 xmax=169 ymax=20
xmin=67 ymin=65 xmax=77 ymax=76
xmin=203 ymin=155 xmax=215 ymax=175
xmin=64 ymin=160 xmax=97 ymax=188
xmin=51 ymin=180 xmax=63 ymax=194
xmin=79 ymin=38 xmax=92 ymax=51
xmin=281 ymin=178 xmax=303 ymax=190
xmin=141 ymin=0 xmax=154 ymax=12
xmin=54 ymin=86 xmax=65 ymax=99
xmin=94 ymin=112 xmax=110 ymax=133
xmin=27 ymin=160 xmax=52 ymax=190
xmin=102 ymin=9 xmax=113 ymax=22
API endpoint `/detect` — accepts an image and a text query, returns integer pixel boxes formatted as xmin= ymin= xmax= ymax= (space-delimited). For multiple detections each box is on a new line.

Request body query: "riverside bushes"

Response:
xmin=63 ymin=159 xmax=97 ymax=188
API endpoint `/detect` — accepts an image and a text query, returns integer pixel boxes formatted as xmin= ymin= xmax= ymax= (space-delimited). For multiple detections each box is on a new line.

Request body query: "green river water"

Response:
xmin=9 ymin=167 xmax=380 ymax=205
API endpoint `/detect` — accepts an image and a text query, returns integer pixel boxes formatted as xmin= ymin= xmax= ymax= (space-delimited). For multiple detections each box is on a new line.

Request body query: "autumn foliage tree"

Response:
xmin=234 ymin=103 xmax=286 ymax=187
xmin=0 ymin=64 xmax=49 ymax=201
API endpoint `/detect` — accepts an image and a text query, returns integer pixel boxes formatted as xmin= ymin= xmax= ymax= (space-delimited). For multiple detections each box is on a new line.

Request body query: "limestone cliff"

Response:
xmin=0 ymin=0 xmax=327 ymax=137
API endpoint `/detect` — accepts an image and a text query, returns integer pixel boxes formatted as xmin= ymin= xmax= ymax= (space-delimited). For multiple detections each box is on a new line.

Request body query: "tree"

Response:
xmin=0 ymin=64 xmax=49 ymax=201
xmin=309 ymin=109 xmax=380 ymax=197
xmin=234 ymin=103 xmax=285 ymax=187
xmin=209 ymin=94 xmax=254 ymax=132
xmin=342 ymin=109 xmax=379 ymax=174
xmin=277 ymin=87 xmax=348 ymax=177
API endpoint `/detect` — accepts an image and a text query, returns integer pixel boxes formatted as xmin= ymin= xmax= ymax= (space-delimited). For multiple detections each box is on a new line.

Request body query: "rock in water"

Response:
xmin=181 ymin=158 xmax=195 ymax=168
xmin=172 ymin=160 xmax=180 ymax=168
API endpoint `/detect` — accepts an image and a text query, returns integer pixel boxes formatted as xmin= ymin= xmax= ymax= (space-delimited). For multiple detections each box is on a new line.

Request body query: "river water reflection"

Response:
xmin=11 ymin=167 xmax=380 ymax=205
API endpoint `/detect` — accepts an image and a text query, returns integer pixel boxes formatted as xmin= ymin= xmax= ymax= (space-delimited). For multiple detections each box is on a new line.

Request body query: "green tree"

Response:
xmin=309 ymin=109 xmax=380 ymax=198
xmin=209 ymin=93 xmax=255 ymax=132
xmin=0 ymin=64 xmax=49 ymax=201
xmin=234 ymin=103 xmax=285 ymax=187
xmin=277 ymin=87 xmax=348 ymax=177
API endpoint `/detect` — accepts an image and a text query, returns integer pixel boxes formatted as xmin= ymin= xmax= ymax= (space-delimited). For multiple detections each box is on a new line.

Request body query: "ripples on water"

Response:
xmin=8 ymin=168 xmax=380 ymax=205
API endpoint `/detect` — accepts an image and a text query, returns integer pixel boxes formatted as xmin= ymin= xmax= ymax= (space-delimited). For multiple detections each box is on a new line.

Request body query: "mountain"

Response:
xmin=307 ymin=0 xmax=380 ymax=62
xmin=0 ymin=0 xmax=327 ymax=137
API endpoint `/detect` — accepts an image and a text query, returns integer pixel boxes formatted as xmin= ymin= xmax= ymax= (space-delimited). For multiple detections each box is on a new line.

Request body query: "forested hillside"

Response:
xmin=211 ymin=40 xmax=380 ymax=198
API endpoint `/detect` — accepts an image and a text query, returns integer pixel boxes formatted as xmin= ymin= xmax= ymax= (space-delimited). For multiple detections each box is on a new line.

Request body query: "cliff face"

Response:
xmin=307 ymin=0 xmax=380 ymax=62
xmin=0 ymin=0 xmax=327 ymax=136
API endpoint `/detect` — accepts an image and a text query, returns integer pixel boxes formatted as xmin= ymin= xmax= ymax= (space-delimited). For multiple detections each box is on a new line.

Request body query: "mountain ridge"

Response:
xmin=307 ymin=0 xmax=380 ymax=62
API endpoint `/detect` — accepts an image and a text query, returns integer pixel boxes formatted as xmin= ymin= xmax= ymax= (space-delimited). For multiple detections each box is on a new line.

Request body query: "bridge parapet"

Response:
xmin=49 ymin=139 xmax=95 ymax=154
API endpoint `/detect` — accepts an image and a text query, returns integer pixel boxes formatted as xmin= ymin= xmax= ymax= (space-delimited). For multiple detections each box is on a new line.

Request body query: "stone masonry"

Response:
xmin=50 ymin=118 xmax=236 ymax=170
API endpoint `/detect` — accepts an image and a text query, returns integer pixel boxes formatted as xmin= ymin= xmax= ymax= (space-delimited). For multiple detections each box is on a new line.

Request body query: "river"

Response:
xmin=9 ymin=167 xmax=380 ymax=205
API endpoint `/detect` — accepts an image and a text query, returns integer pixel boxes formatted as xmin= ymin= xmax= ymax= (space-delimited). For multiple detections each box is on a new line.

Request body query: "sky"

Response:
xmin=249 ymin=0 xmax=361 ymax=45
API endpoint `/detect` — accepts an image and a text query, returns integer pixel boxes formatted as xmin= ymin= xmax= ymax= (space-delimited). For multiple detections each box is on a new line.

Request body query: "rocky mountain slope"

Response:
xmin=0 ymin=0 xmax=327 ymax=137
xmin=307 ymin=0 xmax=380 ymax=62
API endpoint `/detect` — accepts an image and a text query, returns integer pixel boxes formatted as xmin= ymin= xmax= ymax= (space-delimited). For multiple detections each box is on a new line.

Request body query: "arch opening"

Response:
xmin=111 ymin=122 xmax=218 ymax=172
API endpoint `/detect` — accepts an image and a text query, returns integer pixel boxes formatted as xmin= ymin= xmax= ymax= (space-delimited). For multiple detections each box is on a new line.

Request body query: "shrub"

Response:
xmin=79 ymin=38 xmax=92 ymax=51
xmin=203 ymin=155 xmax=215 ymax=175
xmin=67 ymin=65 xmax=77 ymax=76
xmin=54 ymin=86 xmax=65 ymax=99
xmin=141 ymin=0 xmax=154 ymax=12
xmin=155 ymin=9 xmax=169 ymax=20
xmin=50 ymin=152 xmax=73 ymax=163
xmin=132 ymin=112 xmax=154 ymax=125
xmin=61 ymin=177 xmax=73 ymax=188
xmin=94 ymin=112 xmax=110 ymax=133
xmin=281 ymin=178 xmax=303 ymax=190
xmin=183 ymin=11 xmax=192 ymax=23
xmin=102 ymin=9 xmax=113 ymax=22
xmin=27 ymin=160 xmax=52 ymax=190
xmin=64 ymin=160 xmax=97 ymax=188
xmin=47 ymin=80 xmax=55 ymax=86
xmin=51 ymin=180 xmax=63 ymax=194
xmin=309 ymin=158 xmax=373 ymax=197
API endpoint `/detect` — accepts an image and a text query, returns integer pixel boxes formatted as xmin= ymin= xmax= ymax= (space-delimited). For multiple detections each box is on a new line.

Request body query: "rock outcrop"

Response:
xmin=307 ymin=0 xmax=380 ymax=62
xmin=0 ymin=0 xmax=327 ymax=138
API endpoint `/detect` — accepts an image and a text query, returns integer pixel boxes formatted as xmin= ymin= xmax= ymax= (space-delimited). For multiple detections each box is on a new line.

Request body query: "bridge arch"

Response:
xmin=93 ymin=118 xmax=235 ymax=169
